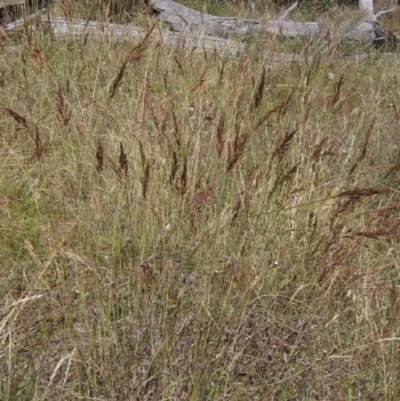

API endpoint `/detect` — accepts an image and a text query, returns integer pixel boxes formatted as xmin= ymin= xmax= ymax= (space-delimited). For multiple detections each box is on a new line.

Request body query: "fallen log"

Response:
xmin=2 ymin=2 xmax=399 ymax=61
xmin=148 ymin=0 xmax=398 ymax=45
xmin=4 ymin=15 xmax=244 ymax=55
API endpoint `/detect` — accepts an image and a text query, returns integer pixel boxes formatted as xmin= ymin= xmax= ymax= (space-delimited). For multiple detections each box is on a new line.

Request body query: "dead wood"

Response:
xmin=148 ymin=0 xmax=398 ymax=45
xmin=2 ymin=0 xmax=399 ymax=60
xmin=4 ymin=15 xmax=244 ymax=55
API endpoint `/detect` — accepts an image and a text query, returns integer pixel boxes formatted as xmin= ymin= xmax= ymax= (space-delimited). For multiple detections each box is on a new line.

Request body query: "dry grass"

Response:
xmin=1 ymin=1 xmax=400 ymax=400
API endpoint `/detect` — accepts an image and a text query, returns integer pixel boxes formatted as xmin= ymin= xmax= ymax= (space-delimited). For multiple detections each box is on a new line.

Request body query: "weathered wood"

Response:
xmin=149 ymin=0 xmax=260 ymax=37
xmin=4 ymin=15 xmax=244 ymax=55
xmin=2 ymin=1 xmax=399 ymax=60
xmin=148 ymin=0 xmax=395 ymax=44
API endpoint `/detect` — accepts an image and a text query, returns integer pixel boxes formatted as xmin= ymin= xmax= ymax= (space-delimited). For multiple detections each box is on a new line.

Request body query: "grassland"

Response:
xmin=1 ymin=1 xmax=400 ymax=400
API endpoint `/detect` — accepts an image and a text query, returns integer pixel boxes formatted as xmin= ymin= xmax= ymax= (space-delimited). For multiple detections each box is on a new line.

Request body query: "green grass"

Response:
xmin=1 ymin=1 xmax=400 ymax=400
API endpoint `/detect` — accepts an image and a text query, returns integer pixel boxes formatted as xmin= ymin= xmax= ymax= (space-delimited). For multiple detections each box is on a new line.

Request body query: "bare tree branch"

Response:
xmin=278 ymin=1 xmax=298 ymax=20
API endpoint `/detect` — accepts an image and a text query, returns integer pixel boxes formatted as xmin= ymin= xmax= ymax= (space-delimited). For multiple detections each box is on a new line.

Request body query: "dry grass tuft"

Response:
xmin=1 ymin=1 xmax=400 ymax=400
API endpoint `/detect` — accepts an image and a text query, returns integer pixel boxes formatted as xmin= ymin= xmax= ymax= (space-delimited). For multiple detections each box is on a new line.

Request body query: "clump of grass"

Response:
xmin=1 ymin=2 xmax=400 ymax=400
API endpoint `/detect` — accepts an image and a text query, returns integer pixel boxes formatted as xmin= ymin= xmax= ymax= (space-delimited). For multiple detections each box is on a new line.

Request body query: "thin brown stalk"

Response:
xmin=34 ymin=125 xmax=43 ymax=161
xmin=268 ymin=162 xmax=300 ymax=198
xmin=106 ymin=153 xmax=125 ymax=185
xmin=4 ymin=107 xmax=28 ymax=128
xmin=172 ymin=112 xmax=181 ymax=148
xmin=311 ymin=137 xmax=328 ymax=171
xmin=145 ymin=93 xmax=169 ymax=141
xmin=216 ymin=115 xmax=225 ymax=158
xmin=170 ymin=151 xmax=179 ymax=185
xmin=307 ymin=211 xmax=318 ymax=246
xmin=197 ymin=69 xmax=207 ymax=90
xmin=267 ymin=128 xmax=298 ymax=172
xmin=138 ymin=141 xmax=152 ymax=199
xmin=179 ymin=156 xmax=187 ymax=197
xmin=282 ymin=162 xmax=300 ymax=184
xmin=119 ymin=142 xmax=128 ymax=176
xmin=253 ymin=104 xmax=279 ymax=132
xmin=109 ymin=44 xmax=144 ymax=99
xmin=226 ymin=115 xmax=250 ymax=173
xmin=384 ymin=161 xmax=400 ymax=179
xmin=227 ymin=130 xmax=249 ymax=173
xmin=146 ymin=95 xmax=159 ymax=132
xmin=330 ymin=74 xmax=344 ymax=107
xmin=335 ymin=187 xmax=386 ymax=200
xmin=219 ymin=61 xmax=225 ymax=86
xmin=275 ymin=129 xmax=297 ymax=156
xmin=109 ymin=57 xmax=130 ymax=99
xmin=162 ymin=68 xmax=169 ymax=89
xmin=356 ymin=230 xmax=395 ymax=239
xmin=109 ymin=22 xmax=156 ymax=98
xmin=302 ymin=88 xmax=315 ymax=124
xmin=142 ymin=161 xmax=151 ymax=199
xmin=349 ymin=118 xmax=375 ymax=174
xmin=173 ymin=54 xmax=185 ymax=77
xmin=254 ymin=66 xmax=266 ymax=110
xmin=55 ymin=82 xmax=72 ymax=126
xmin=95 ymin=143 xmax=104 ymax=172
xmin=158 ymin=101 xmax=169 ymax=141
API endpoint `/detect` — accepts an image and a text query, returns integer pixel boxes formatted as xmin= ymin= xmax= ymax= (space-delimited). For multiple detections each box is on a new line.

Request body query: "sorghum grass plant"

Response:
xmin=1 ymin=3 xmax=400 ymax=400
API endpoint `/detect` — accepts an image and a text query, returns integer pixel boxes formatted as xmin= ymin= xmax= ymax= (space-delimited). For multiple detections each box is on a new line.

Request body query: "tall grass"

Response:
xmin=1 ymin=4 xmax=400 ymax=400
